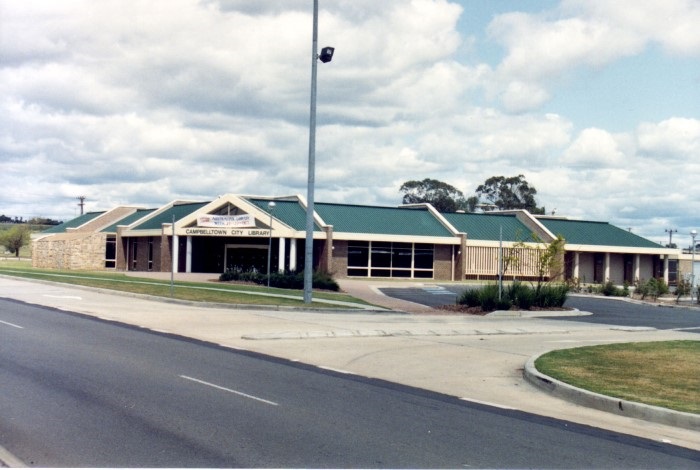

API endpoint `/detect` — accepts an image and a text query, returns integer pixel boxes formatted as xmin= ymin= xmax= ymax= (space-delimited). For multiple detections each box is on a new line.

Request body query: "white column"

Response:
xmin=633 ymin=254 xmax=640 ymax=281
xmin=289 ymin=238 xmax=297 ymax=272
xmin=172 ymin=235 xmax=179 ymax=273
xmin=573 ymin=252 xmax=580 ymax=279
xmin=663 ymin=255 xmax=669 ymax=283
xmin=604 ymin=252 xmax=610 ymax=282
xmin=278 ymin=237 xmax=286 ymax=272
xmin=185 ymin=236 xmax=192 ymax=273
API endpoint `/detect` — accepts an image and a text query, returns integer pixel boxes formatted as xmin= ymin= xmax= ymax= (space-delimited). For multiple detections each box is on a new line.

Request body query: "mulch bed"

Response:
xmin=435 ymin=304 xmax=573 ymax=315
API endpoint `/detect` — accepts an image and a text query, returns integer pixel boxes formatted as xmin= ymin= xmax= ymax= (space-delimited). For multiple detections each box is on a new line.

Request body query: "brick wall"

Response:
xmin=331 ymin=240 xmax=349 ymax=278
xmin=433 ymin=245 xmax=453 ymax=280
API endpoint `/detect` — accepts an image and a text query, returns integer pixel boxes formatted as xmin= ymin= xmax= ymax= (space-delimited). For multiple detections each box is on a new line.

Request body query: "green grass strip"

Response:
xmin=535 ymin=341 xmax=700 ymax=414
xmin=0 ymin=266 xmax=375 ymax=309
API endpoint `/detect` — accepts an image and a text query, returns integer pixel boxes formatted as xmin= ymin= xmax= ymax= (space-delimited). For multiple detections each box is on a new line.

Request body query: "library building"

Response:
xmin=34 ymin=193 xmax=685 ymax=285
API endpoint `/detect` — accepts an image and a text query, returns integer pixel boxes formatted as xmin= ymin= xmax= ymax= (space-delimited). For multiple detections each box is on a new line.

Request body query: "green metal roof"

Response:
xmin=100 ymin=209 xmax=156 ymax=233
xmin=132 ymin=202 xmax=209 ymax=230
xmin=538 ymin=218 xmax=663 ymax=248
xmin=42 ymin=211 xmax=106 ymax=234
xmin=246 ymin=198 xmax=312 ymax=231
xmin=442 ymin=213 xmax=532 ymax=242
xmin=315 ymin=203 xmax=454 ymax=237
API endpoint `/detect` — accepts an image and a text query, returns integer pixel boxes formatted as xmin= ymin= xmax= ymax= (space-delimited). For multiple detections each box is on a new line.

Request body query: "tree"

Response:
xmin=0 ymin=224 xmax=31 ymax=257
xmin=472 ymin=175 xmax=545 ymax=214
xmin=399 ymin=178 xmax=468 ymax=213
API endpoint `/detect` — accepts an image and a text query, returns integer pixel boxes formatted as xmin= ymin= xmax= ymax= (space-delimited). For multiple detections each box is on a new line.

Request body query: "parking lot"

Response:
xmin=379 ymin=285 xmax=700 ymax=332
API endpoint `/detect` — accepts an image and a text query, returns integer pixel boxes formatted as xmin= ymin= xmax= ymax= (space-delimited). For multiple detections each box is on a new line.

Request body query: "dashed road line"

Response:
xmin=0 ymin=443 xmax=25 ymax=467
xmin=179 ymin=375 xmax=278 ymax=406
xmin=0 ymin=319 xmax=23 ymax=329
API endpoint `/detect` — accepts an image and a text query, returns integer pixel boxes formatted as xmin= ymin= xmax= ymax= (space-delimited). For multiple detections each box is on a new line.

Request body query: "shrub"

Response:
xmin=599 ymin=280 xmax=628 ymax=297
xmin=506 ymin=281 xmax=534 ymax=310
xmin=478 ymin=284 xmax=501 ymax=311
xmin=458 ymin=282 xmax=567 ymax=311
xmin=534 ymin=284 xmax=569 ymax=308
xmin=675 ymin=276 xmax=692 ymax=303
xmin=220 ymin=268 xmax=339 ymax=291
xmin=635 ymin=278 xmax=669 ymax=301
xmin=458 ymin=288 xmax=481 ymax=307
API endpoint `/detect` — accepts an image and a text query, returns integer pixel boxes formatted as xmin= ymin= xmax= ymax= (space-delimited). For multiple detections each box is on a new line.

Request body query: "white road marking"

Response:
xmin=0 ymin=319 xmax=23 ymax=329
xmin=179 ymin=375 xmax=279 ymax=406
xmin=460 ymin=397 xmax=516 ymax=410
xmin=42 ymin=294 xmax=82 ymax=299
xmin=0 ymin=443 xmax=26 ymax=467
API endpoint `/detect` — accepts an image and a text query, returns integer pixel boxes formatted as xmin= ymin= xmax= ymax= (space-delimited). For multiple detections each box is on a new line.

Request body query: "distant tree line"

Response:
xmin=400 ymin=175 xmax=546 ymax=214
xmin=0 ymin=215 xmax=63 ymax=225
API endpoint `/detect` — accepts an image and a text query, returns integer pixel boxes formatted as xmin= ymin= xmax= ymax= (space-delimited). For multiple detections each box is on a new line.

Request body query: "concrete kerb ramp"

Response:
xmin=524 ymin=353 xmax=700 ymax=431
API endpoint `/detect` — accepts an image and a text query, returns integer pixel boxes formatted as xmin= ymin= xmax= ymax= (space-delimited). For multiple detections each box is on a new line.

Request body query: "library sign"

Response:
xmin=182 ymin=214 xmax=270 ymax=237
xmin=183 ymin=227 xmax=270 ymax=237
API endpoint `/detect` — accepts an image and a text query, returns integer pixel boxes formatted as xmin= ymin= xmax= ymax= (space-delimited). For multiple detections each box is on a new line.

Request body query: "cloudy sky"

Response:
xmin=2 ymin=0 xmax=699 ymax=245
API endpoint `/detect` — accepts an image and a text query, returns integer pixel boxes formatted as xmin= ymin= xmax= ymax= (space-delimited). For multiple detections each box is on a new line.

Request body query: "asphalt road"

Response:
xmin=562 ymin=296 xmax=700 ymax=331
xmin=1 ymin=298 xmax=699 ymax=468
xmin=380 ymin=285 xmax=700 ymax=331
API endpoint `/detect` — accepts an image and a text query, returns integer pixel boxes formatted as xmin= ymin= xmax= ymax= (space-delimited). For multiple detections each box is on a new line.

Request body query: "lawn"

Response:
xmin=0 ymin=261 xmax=374 ymax=309
xmin=535 ymin=341 xmax=700 ymax=414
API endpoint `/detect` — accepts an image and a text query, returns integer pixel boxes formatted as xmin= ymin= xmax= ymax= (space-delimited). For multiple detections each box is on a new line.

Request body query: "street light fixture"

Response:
xmin=267 ymin=201 xmax=276 ymax=287
xmin=304 ymin=0 xmax=334 ymax=304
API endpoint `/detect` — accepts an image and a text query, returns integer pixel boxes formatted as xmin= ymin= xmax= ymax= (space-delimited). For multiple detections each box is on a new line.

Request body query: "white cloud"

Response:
xmin=486 ymin=0 xmax=700 ymax=112
xmin=637 ymin=117 xmax=700 ymax=159
xmin=562 ymin=128 xmax=627 ymax=167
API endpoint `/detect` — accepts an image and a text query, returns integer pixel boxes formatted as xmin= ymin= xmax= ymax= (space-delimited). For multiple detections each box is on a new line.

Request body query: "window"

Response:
xmin=148 ymin=237 xmax=154 ymax=271
xmin=132 ymin=240 xmax=138 ymax=270
xmin=105 ymin=236 xmax=116 ymax=268
xmin=347 ymin=241 xmax=433 ymax=279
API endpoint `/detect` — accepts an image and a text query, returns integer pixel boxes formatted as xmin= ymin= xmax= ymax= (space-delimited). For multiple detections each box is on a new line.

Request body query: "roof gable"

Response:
xmin=132 ymin=202 xmax=210 ymax=230
xmin=42 ymin=211 xmax=106 ymax=234
xmin=100 ymin=208 xmax=156 ymax=233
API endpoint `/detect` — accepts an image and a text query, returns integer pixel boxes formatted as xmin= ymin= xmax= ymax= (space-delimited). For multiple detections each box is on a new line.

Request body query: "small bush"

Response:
xmin=675 ymin=276 xmax=692 ymax=303
xmin=458 ymin=282 xmax=567 ymax=311
xmin=220 ymin=268 xmax=339 ymax=291
xmin=534 ymin=284 xmax=569 ymax=308
xmin=312 ymin=271 xmax=340 ymax=291
xmin=506 ymin=281 xmax=534 ymax=310
xmin=477 ymin=284 xmax=500 ymax=312
xmin=635 ymin=278 xmax=669 ymax=300
xmin=599 ymin=280 xmax=628 ymax=297
xmin=458 ymin=288 xmax=481 ymax=307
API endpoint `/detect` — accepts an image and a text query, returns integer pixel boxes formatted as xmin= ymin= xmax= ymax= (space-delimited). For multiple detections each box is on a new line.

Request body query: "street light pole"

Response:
xmin=304 ymin=0 xmax=333 ymax=304
xmin=267 ymin=201 xmax=276 ymax=287
xmin=691 ymin=229 xmax=697 ymax=302
xmin=303 ymin=0 xmax=319 ymax=304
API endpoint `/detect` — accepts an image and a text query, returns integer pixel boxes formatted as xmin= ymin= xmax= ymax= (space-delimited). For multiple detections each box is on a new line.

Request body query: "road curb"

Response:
xmin=243 ymin=327 xmax=572 ymax=340
xmin=523 ymin=352 xmax=700 ymax=431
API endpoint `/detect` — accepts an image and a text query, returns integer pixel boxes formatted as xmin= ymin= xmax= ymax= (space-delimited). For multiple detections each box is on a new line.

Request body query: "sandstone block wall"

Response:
xmin=32 ymin=233 xmax=108 ymax=270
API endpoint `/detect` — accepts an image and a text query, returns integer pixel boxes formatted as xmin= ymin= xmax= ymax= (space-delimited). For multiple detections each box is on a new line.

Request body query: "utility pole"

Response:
xmin=665 ymin=228 xmax=677 ymax=247
xmin=77 ymin=196 xmax=86 ymax=215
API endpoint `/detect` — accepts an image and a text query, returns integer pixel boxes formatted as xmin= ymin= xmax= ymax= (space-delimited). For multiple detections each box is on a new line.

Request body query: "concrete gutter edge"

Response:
xmin=523 ymin=353 xmax=700 ymax=431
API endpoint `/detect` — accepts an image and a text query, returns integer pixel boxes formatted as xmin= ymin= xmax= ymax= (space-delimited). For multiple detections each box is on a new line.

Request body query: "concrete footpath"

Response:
xmin=1 ymin=275 xmax=699 ymax=452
